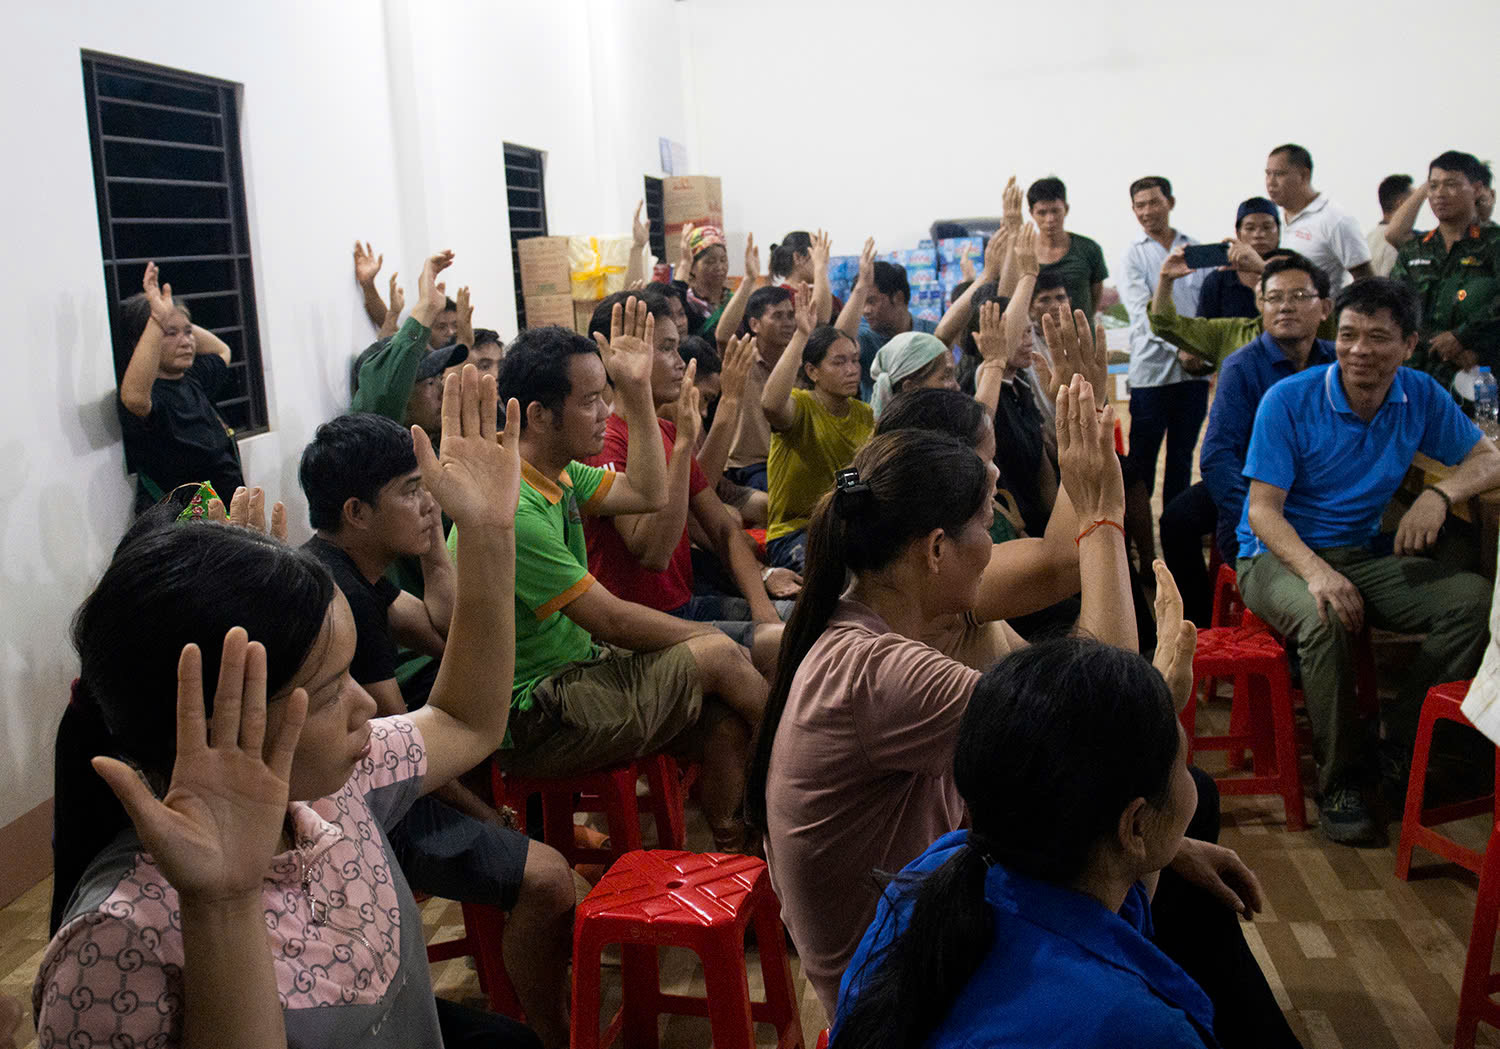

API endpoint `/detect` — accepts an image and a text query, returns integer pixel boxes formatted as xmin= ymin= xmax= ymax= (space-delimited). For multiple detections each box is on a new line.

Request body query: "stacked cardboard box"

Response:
xmin=662 ymin=176 xmax=723 ymax=268
xmin=517 ymin=236 xmax=573 ymax=329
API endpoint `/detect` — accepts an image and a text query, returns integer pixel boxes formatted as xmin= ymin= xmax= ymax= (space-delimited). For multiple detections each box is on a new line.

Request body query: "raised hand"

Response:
xmin=418 ymin=250 xmax=456 ymax=316
xmin=592 ymin=297 xmax=657 ymax=399
xmin=1013 ymin=222 xmax=1040 ymax=277
xmin=1150 ymin=560 xmax=1197 ymax=712
xmin=673 ymin=359 xmax=703 ymax=448
xmin=719 ymin=334 xmax=756 ymax=405
xmin=1054 ymin=372 xmax=1126 ymax=524
xmin=974 ymin=300 xmax=1007 ymax=362
xmin=456 ymin=286 xmax=473 ymax=326
xmin=354 ymin=241 xmax=383 ymax=286
xmin=1043 ymin=306 xmax=1109 ymax=402
xmin=793 ymin=281 xmax=818 ymax=336
xmin=1002 ymin=176 xmax=1023 ymax=231
xmin=981 ymin=226 xmax=1012 ymax=281
xmin=92 ymin=630 xmax=307 ymax=903
xmin=811 ymin=229 xmax=832 ymax=271
xmin=744 ymin=233 xmax=761 ymax=284
xmin=961 ymin=253 xmax=977 ymax=282
xmin=143 ymin=261 xmax=176 ymax=324
xmin=633 ymin=199 xmax=651 ymax=249
xmin=855 ymin=237 xmax=876 ymax=289
xmin=1226 ymin=239 xmax=1266 ymax=276
xmin=1159 ymin=246 xmax=1192 ymax=282
xmin=388 ymin=272 xmax=405 ymax=316
xmin=411 ymin=364 xmax=522 ymax=530
xmin=677 ymin=221 xmax=697 ymax=276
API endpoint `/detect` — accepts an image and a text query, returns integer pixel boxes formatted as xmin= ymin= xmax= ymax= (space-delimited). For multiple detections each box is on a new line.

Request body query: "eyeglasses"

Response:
xmin=1262 ymin=290 xmax=1321 ymax=305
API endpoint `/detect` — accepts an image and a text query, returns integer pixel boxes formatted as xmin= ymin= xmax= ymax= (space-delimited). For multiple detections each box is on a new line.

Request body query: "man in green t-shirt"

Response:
xmin=451 ymin=299 xmax=767 ymax=851
xmin=1028 ymin=176 xmax=1109 ymax=320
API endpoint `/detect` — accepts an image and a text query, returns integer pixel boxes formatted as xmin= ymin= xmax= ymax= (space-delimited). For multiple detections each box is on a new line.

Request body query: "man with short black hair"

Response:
xmin=1237 ymin=277 xmax=1500 ymax=844
xmin=1265 ymin=144 xmax=1372 ymax=291
xmin=297 ymin=411 xmax=575 ymax=1046
xmin=1027 ymin=175 xmax=1108 ymax=320
xmin=1369 ymin=175 xmax=1414 ymax=277
xmin=723 ymin=284 xmax=801 ymax=491
xmin=471 ymin=304 xmax=768 ymax=851
xmin=469 ymin=327 xmax=504 ymax=380
xmin=1392 ymin=149 xmax=1500 ymax=388
xmin=838 ymin=247 xmax=939 ymax=400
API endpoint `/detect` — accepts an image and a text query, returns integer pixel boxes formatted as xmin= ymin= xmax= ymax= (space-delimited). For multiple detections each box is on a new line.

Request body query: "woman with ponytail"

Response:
xmin=36 ymin=370 xmax=544 ymax=1049
xmin=833 ymin=639 xmax=1211 ymax=1049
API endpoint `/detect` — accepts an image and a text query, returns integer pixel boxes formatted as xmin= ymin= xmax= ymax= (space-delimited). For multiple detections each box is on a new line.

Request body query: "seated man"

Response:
xmin=836 ymin=246 xmax=939 ymax=401
xmin=723 ymin=286 xmax=801 ymax=492
xmin=298 ymin=411 xmax=575 ymax=1047
xmin=581 ymin=291 xmax=793 ymax=663
xmin=458 ymin=304 xmax=767 ymax=850
xmin=1238 ymin=278 xmax=1500 ymax=845
xmin=1392 ymin=149 xmax=1500 ymax=390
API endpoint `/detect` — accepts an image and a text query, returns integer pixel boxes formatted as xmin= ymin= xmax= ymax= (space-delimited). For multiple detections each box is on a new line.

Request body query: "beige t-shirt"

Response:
xmin=764 ymin=600 xmax=1023 ymax=1018
xmin=726 ymin=353 xmax=773 ymax=470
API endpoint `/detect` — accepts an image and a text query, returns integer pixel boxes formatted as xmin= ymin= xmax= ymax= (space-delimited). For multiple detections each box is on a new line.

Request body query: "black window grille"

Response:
xmin=505 ymin=143 xmax=550 ymax=330
xmin=643 ymin=176 xmax=666 ymax=267
xmin=82 ymin=51 xmax=268 ymax=436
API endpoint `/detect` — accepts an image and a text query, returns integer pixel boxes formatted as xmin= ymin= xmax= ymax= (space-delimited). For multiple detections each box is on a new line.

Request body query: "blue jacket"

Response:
xmin=1200 ymin=333 xmax=1335 ymax=559
xmin=834 ymin=830 xmax=1217 ymax=1049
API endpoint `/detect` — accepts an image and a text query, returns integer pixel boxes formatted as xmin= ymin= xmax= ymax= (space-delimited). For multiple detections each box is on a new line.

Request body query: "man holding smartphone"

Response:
xmin=1119 ymin=175 xmax=1208 ymax=566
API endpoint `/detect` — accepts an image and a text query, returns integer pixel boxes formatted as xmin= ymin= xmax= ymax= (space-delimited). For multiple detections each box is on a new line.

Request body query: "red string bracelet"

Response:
xmin=1076 ymin=519 xmax=1125 ymax=546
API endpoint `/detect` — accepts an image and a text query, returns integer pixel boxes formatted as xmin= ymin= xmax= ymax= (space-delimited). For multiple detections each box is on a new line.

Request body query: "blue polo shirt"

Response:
xmin=1200 ymin=333 xmax=1336 ymax=560
xmin=834 ymin=830 xmax=1217 ymax=1049
xmin=1237 ymin=363 xmax=1482 ymax=557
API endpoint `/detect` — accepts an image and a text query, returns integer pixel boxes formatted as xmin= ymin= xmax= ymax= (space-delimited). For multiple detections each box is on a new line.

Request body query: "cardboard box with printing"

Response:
xmin=522 ymin=293 xmax=574 ymax=330
xmin=574 ymin=299 xmax=602 ymax=336
xmin=662 ymin=176 xmax=723 ymax=266
xmin=517 ymin=236 xmax=572 ymax=297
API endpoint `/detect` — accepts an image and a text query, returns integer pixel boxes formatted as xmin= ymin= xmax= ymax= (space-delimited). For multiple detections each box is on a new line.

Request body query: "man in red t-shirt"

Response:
xmin=583 ymin=291 xmax=796 ymax=667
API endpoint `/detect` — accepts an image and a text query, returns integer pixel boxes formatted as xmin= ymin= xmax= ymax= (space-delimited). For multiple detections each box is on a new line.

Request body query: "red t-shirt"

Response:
xmin=584 ymin=415 xmax=708 ymax=612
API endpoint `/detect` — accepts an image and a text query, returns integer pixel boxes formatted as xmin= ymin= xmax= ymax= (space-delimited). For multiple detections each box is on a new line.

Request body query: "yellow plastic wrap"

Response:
xmin=568 ymin=235 xmax=632 ymax=301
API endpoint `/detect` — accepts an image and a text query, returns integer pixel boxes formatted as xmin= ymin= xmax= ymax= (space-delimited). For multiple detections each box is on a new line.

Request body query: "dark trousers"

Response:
xmin=1126 ymin=381 xmax=1211 ymax=508
xmin=435 ymin=995 xmax=542 ymax=1049
xmin=1153 ymin=767 xmax=1303 ymax=1049
xmin=1160 ymin=482 xmax=1219 ymax=628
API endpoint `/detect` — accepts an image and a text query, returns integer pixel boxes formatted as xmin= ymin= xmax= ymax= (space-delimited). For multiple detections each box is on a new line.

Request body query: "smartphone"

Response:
xmin=1183 ymin=243 xmax=1230 ymax=269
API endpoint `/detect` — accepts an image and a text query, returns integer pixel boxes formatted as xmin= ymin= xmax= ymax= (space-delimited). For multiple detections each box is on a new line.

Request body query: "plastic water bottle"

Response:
xmin=1475 ymin=367 xmax=1499 ymax=437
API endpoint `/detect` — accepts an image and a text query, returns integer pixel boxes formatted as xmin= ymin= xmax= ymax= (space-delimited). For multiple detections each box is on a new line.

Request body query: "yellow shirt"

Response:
xmin=766 ymin=389 xmax=875 ymax=541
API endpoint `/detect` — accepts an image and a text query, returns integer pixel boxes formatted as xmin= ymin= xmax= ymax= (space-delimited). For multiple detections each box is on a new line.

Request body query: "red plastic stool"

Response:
xmin=572 ymin=850 xmax=804 ymax=1049
xmin=1182 ymin=623 xmax=1307 ymax=830
xmin=1457 ymin=818 xmax=1500 ymax=1048
xmin=1210 ymin=563 xmax=1245 ymax=629
xmin=816 ymin=1029 xmax=829 ymax=1049
xmin=496 ymin=754 xmax=688 ymax=869
xmin=1395 ymin=680 xmax=1499 ymax=880
xmin=424 ymin=902 xmax=525 ymax=1018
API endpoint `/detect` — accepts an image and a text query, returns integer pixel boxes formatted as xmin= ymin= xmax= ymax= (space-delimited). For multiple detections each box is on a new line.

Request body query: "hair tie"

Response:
xmin=833 ymin=466 xmax=874 ymax=517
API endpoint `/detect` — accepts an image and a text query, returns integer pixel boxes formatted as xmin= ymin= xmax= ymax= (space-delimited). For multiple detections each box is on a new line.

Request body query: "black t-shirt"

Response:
xmin=117 ymin=355 xmax=244 ymax=513
xmin=303 ymin=535 xmax=400 ymax=685
xmin=1194 ymin=269 xmax=1259 ymax=320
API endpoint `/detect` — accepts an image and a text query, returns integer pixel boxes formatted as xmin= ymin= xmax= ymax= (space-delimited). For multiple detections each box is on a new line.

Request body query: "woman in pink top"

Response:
xmin=747 ymin=309 xmax=1142 ymax=1016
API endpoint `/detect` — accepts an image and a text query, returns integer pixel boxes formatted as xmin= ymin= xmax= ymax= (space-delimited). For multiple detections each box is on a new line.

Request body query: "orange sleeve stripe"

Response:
xmin=579 ymin=469 xmax=616 ymax=514
xmin=534 ymin=573 xmax=595 ymax=620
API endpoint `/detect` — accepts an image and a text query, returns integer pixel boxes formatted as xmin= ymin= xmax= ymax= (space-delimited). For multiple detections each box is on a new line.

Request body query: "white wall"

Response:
xmin=680 ymin=0 xmax=1500 ymax=278
xmin=0 ymin=0 xmax=688 ymax=836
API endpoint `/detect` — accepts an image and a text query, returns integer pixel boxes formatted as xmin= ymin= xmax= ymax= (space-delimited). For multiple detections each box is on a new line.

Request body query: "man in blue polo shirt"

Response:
xmin=1238 ymin=278 xmax=1500 ymax=845
xmin=1199 ymin=254 xmax=1335 ymax=565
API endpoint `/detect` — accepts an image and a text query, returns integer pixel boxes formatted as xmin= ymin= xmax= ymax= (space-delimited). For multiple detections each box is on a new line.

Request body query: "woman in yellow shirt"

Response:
xmin=761 ymin=293 xmax=874 ymax=571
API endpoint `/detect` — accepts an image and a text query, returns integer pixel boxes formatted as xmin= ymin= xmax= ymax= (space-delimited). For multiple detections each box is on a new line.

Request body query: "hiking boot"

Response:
xmin=1319 ymin=785 xmax=1381 ymax=845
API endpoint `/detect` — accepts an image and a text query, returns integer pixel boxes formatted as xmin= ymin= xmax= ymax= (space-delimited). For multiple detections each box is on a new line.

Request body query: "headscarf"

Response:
xmin=686 ymin=224 xmax=726 ymax=260
xmin=870 ymin=332 xmax=950 ymax=418
xmin=1236 ymin=196 xmax=1280 ymax=229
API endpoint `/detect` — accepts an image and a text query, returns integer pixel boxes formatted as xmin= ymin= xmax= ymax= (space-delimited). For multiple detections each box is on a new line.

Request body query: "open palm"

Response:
xmin=93 ymin=630 xmax=306 ymax=902
xmin=412 ymin=365 xmax=522 ymax=530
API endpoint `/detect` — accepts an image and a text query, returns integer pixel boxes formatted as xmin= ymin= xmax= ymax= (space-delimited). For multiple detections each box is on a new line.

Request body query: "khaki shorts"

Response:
xmin=500 ymin=643 xmax=717 ymax=778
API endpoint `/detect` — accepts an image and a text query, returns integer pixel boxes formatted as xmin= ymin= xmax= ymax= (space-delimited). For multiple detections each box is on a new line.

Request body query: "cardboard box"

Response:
xmin=523 ymin=293 xmax=574 ymax=330
xmin=574 ymin=299 xmax=603 ymax=336
xmin=662 ymin=175 xmax=724 ymax=265
xmin=517 ymin=236 xmax=572 ymax=297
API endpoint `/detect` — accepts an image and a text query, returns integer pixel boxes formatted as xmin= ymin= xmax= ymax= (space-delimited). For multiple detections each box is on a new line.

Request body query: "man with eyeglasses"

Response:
xmin=1392 ymin=150 xmax=1500 ymax=390
xmin=1237 ymin=277 xmax=1500 ymax=846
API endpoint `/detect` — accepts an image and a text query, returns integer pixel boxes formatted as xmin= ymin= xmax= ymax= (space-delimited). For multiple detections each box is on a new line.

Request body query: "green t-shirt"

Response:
xmin=447 ymin=459 xmax=614 ymax=712
xmin=766 ymin=389 xmax=875 ymax=541
xmin=1041 ymin=233 xmax=1109 ymax=318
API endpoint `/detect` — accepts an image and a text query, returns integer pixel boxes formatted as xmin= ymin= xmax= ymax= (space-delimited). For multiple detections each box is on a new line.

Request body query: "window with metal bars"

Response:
xmin=505 ymin=143 xmax=549 ymax=329
xmin=82 ymin=51 xmax=268 ymax=437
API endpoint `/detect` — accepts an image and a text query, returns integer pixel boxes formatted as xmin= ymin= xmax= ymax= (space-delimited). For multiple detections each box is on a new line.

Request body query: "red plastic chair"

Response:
xmin=1395 ymin=680 xmax=1500 ymax=880
xmin=425 ymin=902 xmax=524 ymax=1018
xmin=1182 ymin=622 xmax=1307 ymax=830
xmin=571 ymin=850 xmax=804 ymax=1049
xmin=495 ymin=754 xmax=689 ymax=869
xmin=1457 ymin=817 xmax=1500 ymax=1048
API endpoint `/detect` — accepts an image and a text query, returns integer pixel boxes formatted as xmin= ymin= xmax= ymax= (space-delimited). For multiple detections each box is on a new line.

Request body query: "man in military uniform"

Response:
xmin=1393 ymin=150 xmax=1500 ymax=389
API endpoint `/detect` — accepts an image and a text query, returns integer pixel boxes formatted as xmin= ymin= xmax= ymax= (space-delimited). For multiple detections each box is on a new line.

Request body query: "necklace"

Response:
xmin=297 ymin=848 xmax=389 ymax=981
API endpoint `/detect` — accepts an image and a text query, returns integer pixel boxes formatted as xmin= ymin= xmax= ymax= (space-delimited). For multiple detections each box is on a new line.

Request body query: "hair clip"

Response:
xmin=835 ymin=467 xmax=870 ymax=495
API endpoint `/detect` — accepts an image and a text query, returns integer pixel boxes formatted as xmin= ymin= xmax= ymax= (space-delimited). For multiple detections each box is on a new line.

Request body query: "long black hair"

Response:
xmin=833 ymin=639 xmax=1181 ymax=1049
xmin=745 ymin=430 xmax=991 ymax=830
xmin=52 ymin=523 xmax=335 ymax=932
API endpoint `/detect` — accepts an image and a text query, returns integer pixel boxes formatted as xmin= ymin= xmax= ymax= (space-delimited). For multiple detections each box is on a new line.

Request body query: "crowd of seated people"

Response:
xmin=29 ymin=141 xmax=1500 ymax=1049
